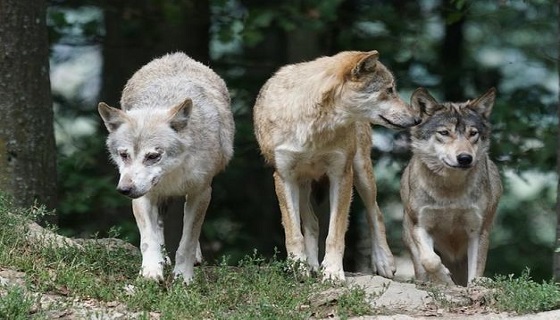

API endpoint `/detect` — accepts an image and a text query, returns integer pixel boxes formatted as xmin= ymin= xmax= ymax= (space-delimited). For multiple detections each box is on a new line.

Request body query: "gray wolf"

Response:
xmin=401 ymin=87 xmax=502 ymax=286
xmin=98 ymin=52 xmax=234 ymax=283
xmin=253 ymin=50 xmax=421 ymax=281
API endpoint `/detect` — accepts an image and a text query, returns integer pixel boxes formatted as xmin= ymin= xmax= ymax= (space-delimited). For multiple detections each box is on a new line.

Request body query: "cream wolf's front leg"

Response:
xmin=173 ymin=187 xmax=211 ymax=284
xmin=132 ymin=196 xmax=166 ymax=281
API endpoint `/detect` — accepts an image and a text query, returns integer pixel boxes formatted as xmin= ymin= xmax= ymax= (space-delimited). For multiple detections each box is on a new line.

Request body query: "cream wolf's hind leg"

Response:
xmin=353 ymin=142 xmax=396 ymax=278
xmin=300 ymin=182 xmax=320 ymax=271
xmin=273 ymin=171 xmax=307 ymax=263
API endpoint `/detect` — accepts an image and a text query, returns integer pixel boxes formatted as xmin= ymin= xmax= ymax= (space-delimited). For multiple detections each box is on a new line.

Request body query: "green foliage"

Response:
xmin=489 ymin=269 xmax=560 ymax=314
xmin=0 ymin=287 xmax=35 ymax=320
xmin=0 ymin=196 xmax=372 ymax=318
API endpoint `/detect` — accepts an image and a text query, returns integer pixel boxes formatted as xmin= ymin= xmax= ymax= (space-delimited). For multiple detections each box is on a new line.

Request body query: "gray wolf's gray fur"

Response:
xmin=401 ymin=87 xmax=502 ymax=286
xmin=98 ymin=52 xmax=234 ymax=283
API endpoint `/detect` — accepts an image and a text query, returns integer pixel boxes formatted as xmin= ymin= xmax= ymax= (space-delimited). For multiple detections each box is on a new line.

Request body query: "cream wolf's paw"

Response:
xmin=372 ymin=246 xmax=396 ymax=279
xmin=321 ymin=261 xmax=345 ymax=282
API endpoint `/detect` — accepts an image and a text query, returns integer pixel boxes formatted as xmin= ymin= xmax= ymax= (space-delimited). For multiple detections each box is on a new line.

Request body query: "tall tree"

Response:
xmin=554 ymin=0 xmax=560 ymax=282
xmin=0 ymin=0 xmax=57 ymax=212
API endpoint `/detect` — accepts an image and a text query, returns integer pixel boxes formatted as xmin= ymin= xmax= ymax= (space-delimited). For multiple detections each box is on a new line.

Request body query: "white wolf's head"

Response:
xmin=409 ymin=88 xmax=496 ymax=173
xmin=98 ymin=99 xmax=192 ymax=198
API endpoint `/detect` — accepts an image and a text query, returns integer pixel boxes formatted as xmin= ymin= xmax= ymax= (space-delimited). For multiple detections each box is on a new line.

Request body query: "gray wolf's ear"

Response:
xmin=98 ymin=102 xmax=127 ymax=132
xmin=351 ymin=50 xmax=379 ymax=79
xmin=168 ymin=98 xmax=193 ymax=132
xmin=469 ymin=87 xmax=496 ymax=119
xmin=410 ymin=87 xmax=440 ymax=117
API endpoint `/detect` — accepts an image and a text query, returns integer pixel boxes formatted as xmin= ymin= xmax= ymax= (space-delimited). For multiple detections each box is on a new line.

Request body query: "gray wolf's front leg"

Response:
xmin=132 ymin=196 xmax=166 ymax=281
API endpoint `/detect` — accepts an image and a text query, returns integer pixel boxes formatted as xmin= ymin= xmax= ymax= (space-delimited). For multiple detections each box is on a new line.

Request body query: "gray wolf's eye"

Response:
xmin=437 ymin=130 xmax=449 ymax=136
xmin=469 ymin=130 xmax=479 ymax=137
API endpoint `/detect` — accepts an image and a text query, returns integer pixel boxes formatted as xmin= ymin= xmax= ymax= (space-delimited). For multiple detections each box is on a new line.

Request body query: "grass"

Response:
xmin=0 ymin=195 xmax=372 ymax=319
xmin=488 ymin=269 xmax=560 ymax=314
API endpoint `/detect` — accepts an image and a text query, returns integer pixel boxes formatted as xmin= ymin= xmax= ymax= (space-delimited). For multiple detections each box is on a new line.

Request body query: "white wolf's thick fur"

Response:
xmin=98 ymin=52 xmax=234 ymax=283
xmin=401 ymin=88 xmax=502 ymax=286
xmin=254 ymin=51 xmax=420 ymax=281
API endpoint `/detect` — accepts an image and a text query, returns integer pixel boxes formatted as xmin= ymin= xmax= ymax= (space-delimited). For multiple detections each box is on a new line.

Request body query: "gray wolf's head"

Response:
xmin=98 ymin=98 xmax=192 ymax=198
xmin=331 ymin=50 xmax=421 ymax=129
xmin=409 ymin=87 xmax=496 ymax=172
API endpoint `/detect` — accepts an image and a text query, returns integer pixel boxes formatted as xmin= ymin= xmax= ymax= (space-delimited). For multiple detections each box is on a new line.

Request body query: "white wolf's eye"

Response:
xmin=144 ymin=152 xmax=162 ymax=164
xmin=437 ymin=130 xmax=449 ymax=136
xmin=119 ymin=151 xmax=129 ymax=161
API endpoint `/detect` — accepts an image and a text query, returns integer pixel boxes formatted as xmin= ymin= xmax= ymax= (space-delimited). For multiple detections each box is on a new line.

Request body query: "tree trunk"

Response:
xmin=0 ymin=0 xmax=57 ymax=213
xmin=439 ymin=0 xmax=466 ymax=101
xmin=554 ymin=0 xmax=560 ymax=282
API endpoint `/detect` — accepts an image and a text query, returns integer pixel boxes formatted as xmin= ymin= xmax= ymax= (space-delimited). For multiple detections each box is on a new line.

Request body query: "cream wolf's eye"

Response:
xmin=437 ymin=130 xmax=449 ymax=136
xmin=385 ymin=87 xmax=394 ymax=95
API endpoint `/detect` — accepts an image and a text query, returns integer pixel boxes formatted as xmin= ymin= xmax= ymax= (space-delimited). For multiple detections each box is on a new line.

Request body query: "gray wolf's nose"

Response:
xmin=457 ymin=153 xmax=473 ymax=166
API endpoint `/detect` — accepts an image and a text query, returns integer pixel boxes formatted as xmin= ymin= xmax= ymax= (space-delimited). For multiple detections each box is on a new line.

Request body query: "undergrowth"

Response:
xmin=0 ymin=194 xmax=372 ymax=319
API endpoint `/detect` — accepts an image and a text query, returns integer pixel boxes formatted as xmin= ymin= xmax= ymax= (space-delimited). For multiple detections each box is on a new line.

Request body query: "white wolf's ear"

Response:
xmin=168 ymin=98 xmax=193 ymax=132
xmin=351 ymin=50 xmax=379 ymax=80
xmin=469 ymin=87 xmax=496 ymax=119
xmin=98 ymin=102 xmax=128 ymax=132
xmin=410 ymin=88 xmax=440 ymax=117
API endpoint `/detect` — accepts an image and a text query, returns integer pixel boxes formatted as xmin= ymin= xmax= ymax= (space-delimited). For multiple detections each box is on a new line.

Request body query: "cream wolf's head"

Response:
xmin=409 ymin=87 xmax=496 ymax=172
xmin=330 ymin=50 xmax=420 ymax=129
xmin=98 ymin=99 xmax=192 ymax=198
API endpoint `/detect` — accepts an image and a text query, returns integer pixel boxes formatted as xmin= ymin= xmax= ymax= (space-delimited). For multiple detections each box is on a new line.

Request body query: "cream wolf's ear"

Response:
xmin=351 ymin=50 xmax=379 ymax=79
xmin=168 ymin=98 xmax=193 ymax=132
xmin=410 ymin=87 xmax=440 ymax=117
xmin=98 ymin=102 xmax=128 ymax=132
xmin=469 ymin=87 xmax=496 ymax=119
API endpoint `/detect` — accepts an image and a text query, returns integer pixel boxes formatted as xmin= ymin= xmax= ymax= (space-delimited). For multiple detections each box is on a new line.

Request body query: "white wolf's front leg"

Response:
xmin=132 ymin=196 xmax=166 ymax=281
xmin=322 ymin=158 xmax=353 ymax=281
xmin=173 ymin=187 xmax=212 ymax=284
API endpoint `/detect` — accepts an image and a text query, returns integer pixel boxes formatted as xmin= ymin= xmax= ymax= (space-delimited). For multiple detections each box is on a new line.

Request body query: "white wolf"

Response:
xmin=98 ymin=52 xmax=234 ymax=283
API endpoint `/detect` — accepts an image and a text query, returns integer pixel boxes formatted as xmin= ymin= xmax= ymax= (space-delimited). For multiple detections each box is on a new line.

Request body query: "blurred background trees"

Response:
xmin=43 ymin=0 xmax=557 ymax=280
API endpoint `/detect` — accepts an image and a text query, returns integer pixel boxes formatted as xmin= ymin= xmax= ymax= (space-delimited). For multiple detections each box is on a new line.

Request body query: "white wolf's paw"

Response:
xmin=140 ymin=265 xmax=164 ymax=282
xmin=173 ymin=268 xmax=194 ymax=285
xmin=371 ymin=246 xmax=396 ymax=279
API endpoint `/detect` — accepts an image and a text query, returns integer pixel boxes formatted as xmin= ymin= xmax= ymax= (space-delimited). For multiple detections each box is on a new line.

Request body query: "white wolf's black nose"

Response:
xmin=117 ymin=186 xmax=133 ymax=196
xmin=457 ymin=153 xmax=473 ymax=166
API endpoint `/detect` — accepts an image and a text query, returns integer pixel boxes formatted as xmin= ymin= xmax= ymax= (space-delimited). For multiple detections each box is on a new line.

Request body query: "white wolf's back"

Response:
xmin=121 ymin=52 xmax=234 ymax=167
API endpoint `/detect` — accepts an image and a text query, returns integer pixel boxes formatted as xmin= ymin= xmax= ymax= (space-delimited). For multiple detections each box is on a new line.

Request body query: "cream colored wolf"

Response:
xmin=253 ymin=50 xmax=420 ymax=281
xmin=401 ymin=88 xmax=502 ymax=286
xmin=98 ymin=52 xmax=234 ymax=283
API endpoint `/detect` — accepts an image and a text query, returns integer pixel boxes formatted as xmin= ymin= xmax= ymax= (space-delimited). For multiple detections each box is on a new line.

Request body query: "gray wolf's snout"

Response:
xmin=457 ymin=153 xmax=473 ymax=167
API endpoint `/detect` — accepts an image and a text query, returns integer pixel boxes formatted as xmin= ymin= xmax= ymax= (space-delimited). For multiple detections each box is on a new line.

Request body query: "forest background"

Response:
xmin=4 ymin=0 xmax=558 ymax=282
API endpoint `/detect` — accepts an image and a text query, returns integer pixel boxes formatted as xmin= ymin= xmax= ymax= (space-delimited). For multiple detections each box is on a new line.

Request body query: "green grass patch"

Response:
xmin=0 ymin=194 xmax=372 ymax=319
xmin=488 ymin=269 xmax=560 ymax=314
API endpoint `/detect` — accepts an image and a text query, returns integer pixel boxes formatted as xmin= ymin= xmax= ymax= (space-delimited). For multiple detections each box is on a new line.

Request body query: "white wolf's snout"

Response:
xmin=116 ymin=169 xmax=162 ymax=199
